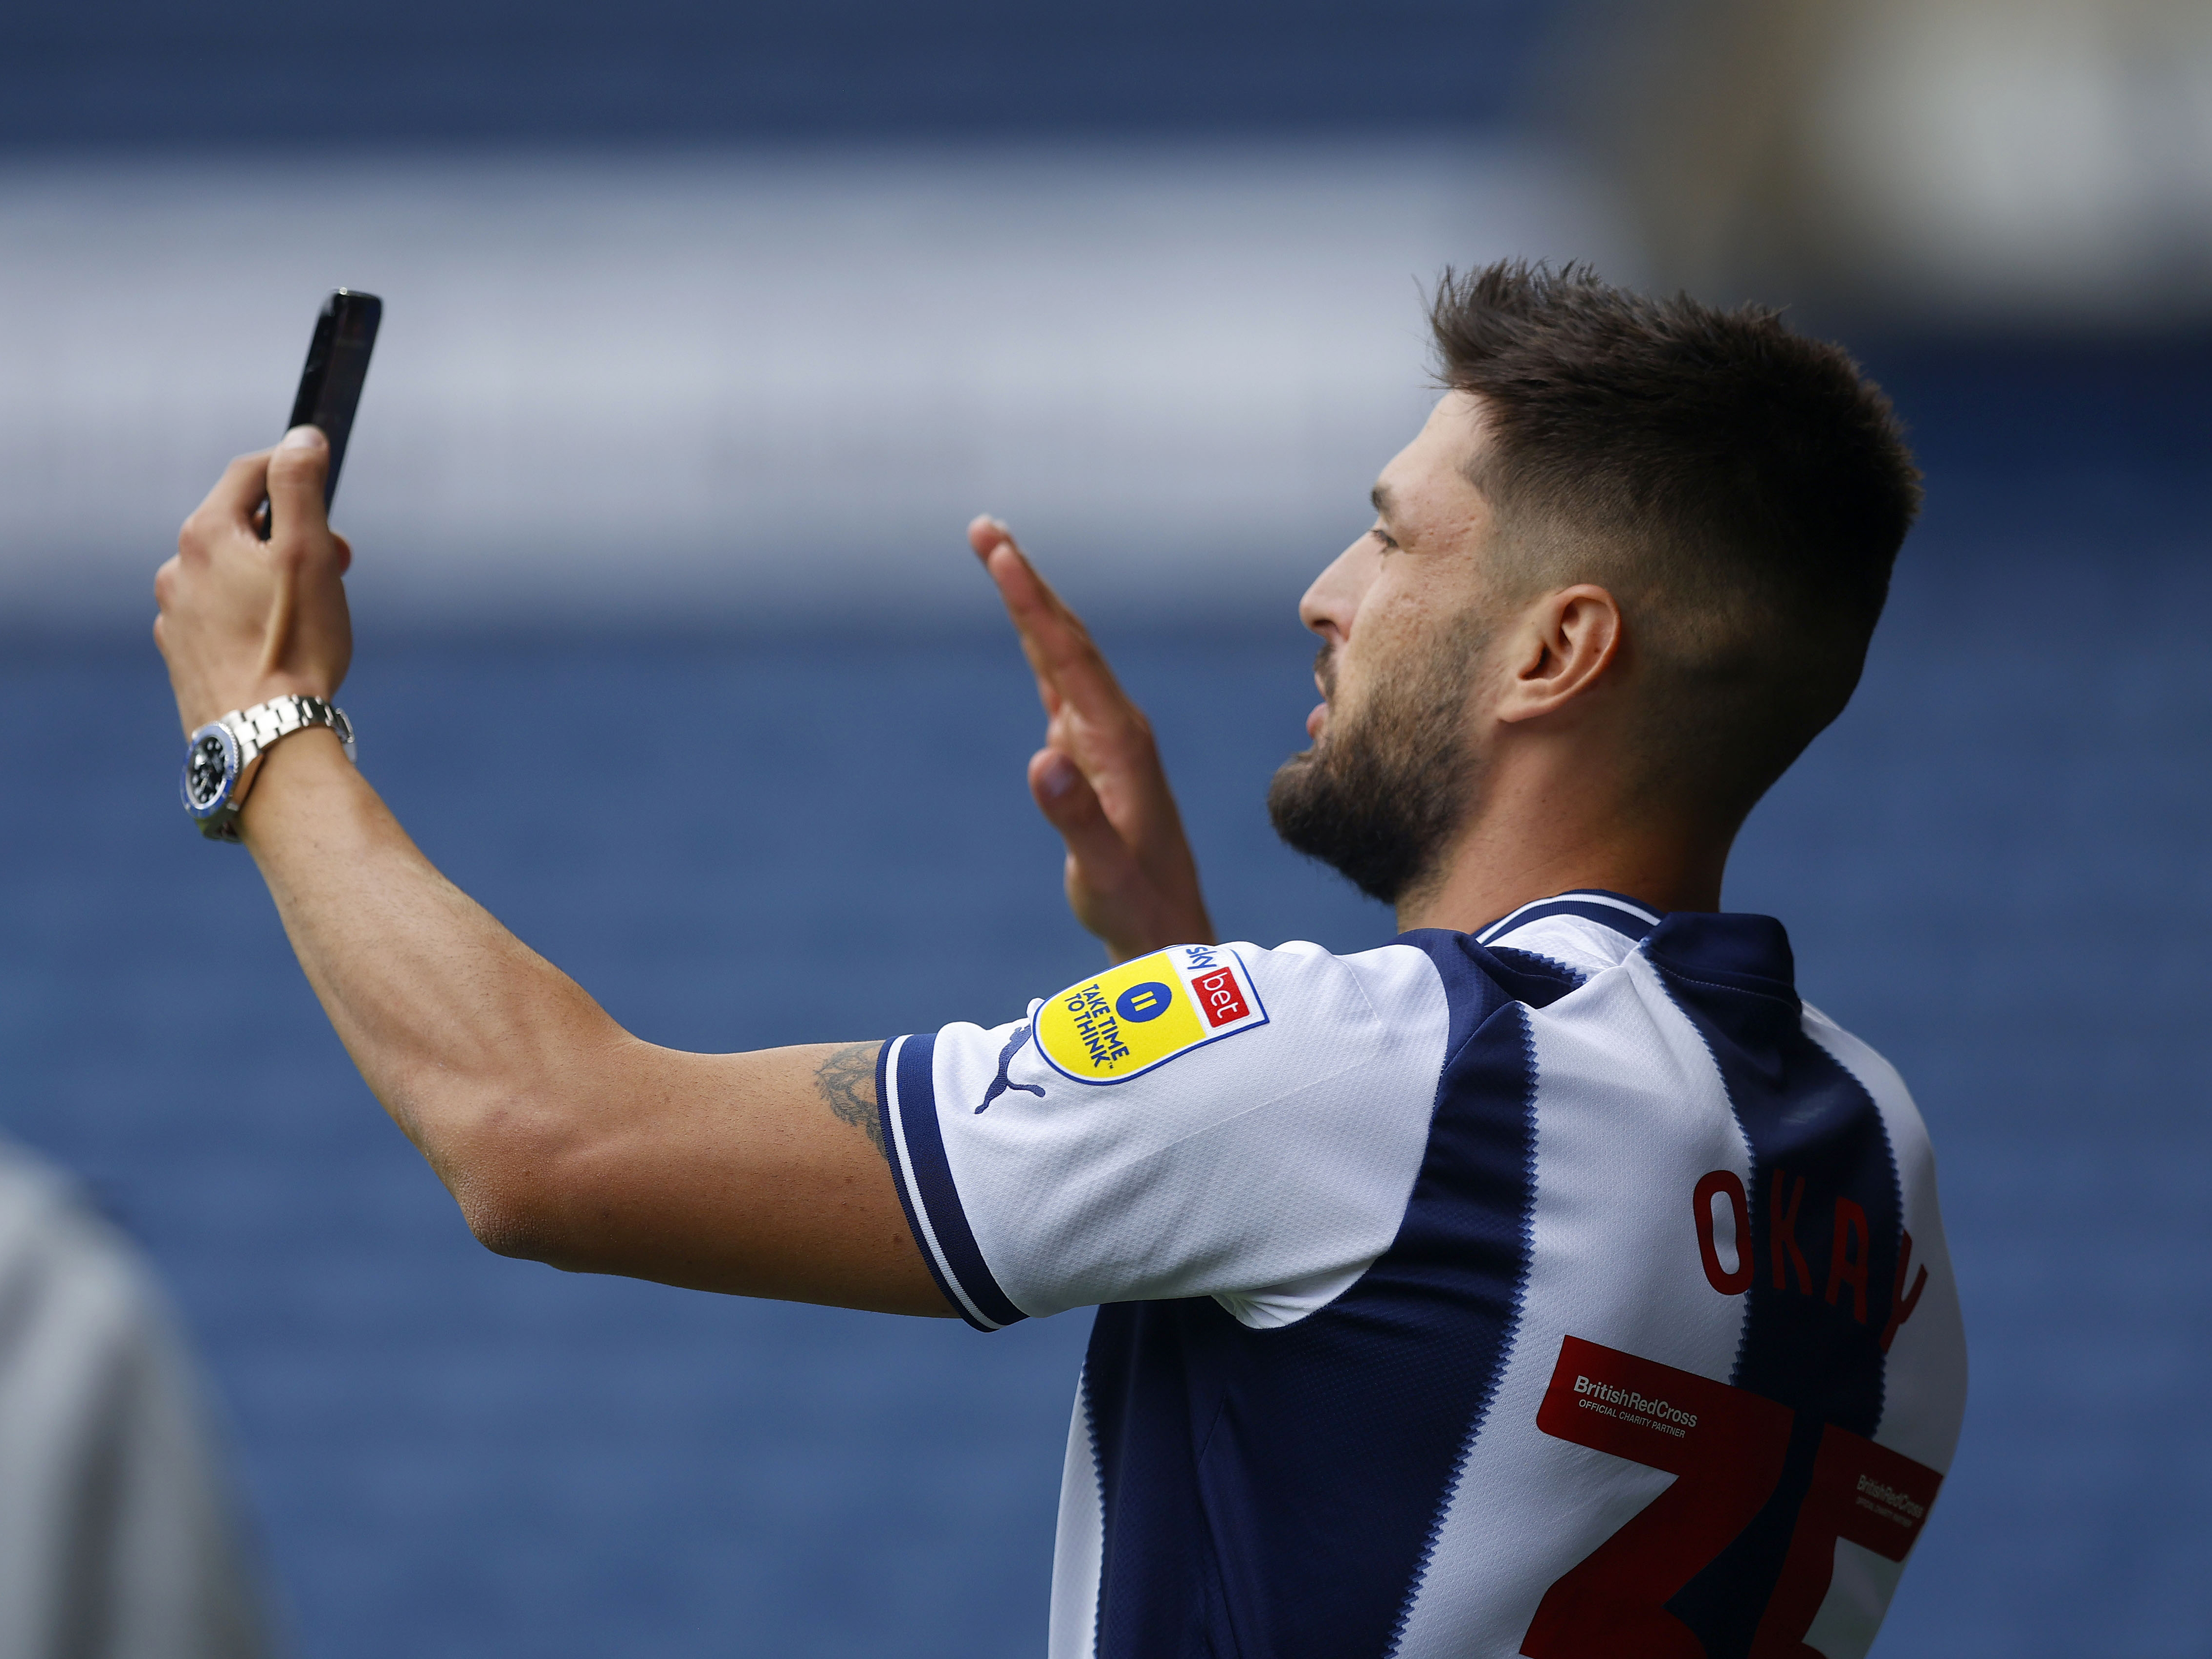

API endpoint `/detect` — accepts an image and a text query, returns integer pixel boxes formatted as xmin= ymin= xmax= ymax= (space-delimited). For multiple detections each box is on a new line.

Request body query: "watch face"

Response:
xmin=181 ymin=724 xmax=239 ymax=816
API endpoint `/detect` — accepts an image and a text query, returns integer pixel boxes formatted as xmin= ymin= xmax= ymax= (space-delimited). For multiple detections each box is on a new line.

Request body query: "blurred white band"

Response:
xmin=0 ymin=144 xmax=1623 ymax=628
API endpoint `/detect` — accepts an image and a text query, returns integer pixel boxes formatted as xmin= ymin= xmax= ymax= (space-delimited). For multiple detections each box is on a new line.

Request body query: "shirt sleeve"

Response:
xmin=874 ymin=939 xmax=1451 ymax=1330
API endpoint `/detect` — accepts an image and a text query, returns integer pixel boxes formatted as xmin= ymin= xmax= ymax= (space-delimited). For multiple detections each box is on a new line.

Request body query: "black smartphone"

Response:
xmin=261 ymin=288 xmax=381 ymax=538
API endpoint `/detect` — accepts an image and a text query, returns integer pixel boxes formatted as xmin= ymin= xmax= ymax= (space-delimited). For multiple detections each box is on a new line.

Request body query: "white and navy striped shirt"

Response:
xmin=874 ymin=891 xmax=1967 ymax=1658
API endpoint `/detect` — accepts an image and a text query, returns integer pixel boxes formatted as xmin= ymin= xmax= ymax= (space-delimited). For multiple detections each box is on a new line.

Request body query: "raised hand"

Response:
xmin=155 ymin=426 xmax=354 ymax=735
xmin=970 ymin=516 xmax=1214 ymax=964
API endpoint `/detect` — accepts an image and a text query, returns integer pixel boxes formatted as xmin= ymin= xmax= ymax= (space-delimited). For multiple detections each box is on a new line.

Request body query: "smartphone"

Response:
xmin=261 ymin=289 xmax=381 ymax=538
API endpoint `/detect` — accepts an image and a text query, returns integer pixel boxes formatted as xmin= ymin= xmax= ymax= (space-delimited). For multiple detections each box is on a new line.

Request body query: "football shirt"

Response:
xmin=874 ymin=890 xmax=1967 ymax=1658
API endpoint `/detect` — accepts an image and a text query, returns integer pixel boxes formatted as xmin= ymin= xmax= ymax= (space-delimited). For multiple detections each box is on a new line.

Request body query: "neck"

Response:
xmin=1393 ymin=760 xmax=1734 ymax=936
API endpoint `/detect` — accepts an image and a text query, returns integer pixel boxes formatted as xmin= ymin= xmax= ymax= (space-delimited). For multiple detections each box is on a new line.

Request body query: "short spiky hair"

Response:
xmin=1430 ymin=262 xmax=1922 ymax=818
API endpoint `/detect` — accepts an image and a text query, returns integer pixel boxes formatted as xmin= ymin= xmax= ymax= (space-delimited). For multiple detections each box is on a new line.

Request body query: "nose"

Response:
xmin=1298 ymin=536 xmax=1374 ymax=650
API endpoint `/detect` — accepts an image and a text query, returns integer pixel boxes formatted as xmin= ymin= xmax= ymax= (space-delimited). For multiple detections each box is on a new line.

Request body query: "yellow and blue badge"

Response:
xmin=1032 ymin=944 xmax=1269 ymax=1084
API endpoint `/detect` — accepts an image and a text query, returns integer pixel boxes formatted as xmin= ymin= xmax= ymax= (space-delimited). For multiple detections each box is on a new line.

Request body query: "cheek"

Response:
xmin=1346 ymin=572 xmax=1435 ymax=672
xmin=1343 ymin=575 xmax=1492 ymax=723
xmin=1329 ymin=592 xmax=1414 ymax=727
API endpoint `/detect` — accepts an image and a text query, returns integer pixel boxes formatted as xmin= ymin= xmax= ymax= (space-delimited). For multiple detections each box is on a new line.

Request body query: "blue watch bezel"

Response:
xmin=181 ymin=720 xmax=241 ymax=824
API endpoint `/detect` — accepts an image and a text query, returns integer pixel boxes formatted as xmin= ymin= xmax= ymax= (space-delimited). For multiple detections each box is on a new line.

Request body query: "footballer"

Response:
xmin=155 ymin=262 xmax=1966 ymax=1658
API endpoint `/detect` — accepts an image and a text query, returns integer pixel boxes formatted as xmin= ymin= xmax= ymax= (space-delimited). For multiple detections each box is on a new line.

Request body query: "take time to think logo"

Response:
xmin=1032 ymin=945 xmax=1270 ymax=1084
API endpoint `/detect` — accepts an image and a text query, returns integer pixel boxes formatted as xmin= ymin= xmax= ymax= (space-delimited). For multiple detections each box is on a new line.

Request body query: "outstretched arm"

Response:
xmin=154 ymin=432 xmax=949 ymax=1316
xmin=969 ymin=516 xmax=1213 ymax=963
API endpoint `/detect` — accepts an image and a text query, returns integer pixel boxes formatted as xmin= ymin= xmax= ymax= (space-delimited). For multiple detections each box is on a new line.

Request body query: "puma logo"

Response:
xmin=978 ymin=1023 xmax=1047 ymax=1113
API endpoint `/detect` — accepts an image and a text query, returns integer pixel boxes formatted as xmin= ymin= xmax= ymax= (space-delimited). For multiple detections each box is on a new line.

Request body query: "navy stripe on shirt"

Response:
xmin=1080 ymin=932 xmax=1555 ymax=1659
xmin=1642 ymin=911 xmax=1904 ymax=1653
xmin=881 ymin=1033 xmax=1028 ymax=1332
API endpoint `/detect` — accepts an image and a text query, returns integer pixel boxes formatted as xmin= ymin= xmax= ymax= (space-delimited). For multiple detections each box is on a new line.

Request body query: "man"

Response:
xmin=155 ymin=262 xmax=1965 ymax=1657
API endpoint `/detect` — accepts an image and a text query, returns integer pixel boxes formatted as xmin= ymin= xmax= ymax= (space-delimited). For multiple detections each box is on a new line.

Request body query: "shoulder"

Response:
xmin=1798 ymin=1001 xmax=1911 ymax=1099
xmin=0 ymin=1137 xmax=174 ymax=1383
xmin=1388 ymin=928 xmax=1594 ymax=1042
xmin=1018 ymin=938 xmax=1454 ymax=1091
xmin=1797 ymin=1000 xmax=1940 ymax=1169
xmin=900 ymin=940 xmax=1472 ymax=1323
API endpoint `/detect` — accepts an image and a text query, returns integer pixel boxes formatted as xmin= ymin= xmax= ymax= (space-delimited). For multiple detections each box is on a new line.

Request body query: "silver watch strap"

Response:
xmin=190 ymin=695 xmax=357 ymax=842
xmin=224 ymin=694 xmax=357 ymax=767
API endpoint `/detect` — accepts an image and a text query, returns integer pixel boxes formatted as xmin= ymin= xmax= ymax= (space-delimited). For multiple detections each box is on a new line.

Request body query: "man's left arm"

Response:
xmin=155 ymin=432 xmax=948 ymax=1317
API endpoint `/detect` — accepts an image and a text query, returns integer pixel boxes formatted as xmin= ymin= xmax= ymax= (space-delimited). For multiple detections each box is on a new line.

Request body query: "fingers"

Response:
xmin=979 ymin=546 xmax=1063 ymax=714
xmin=181 ymin=427 xmax=332 ymax=556
xmin=259 ymin=429 xmax=338 ymax=675
xmin=265 ymin=426 xmax=333 ymax=554
xmin=183 ymin=451 xmax=275 ymax=553
xmin=966 ymin=513 xmax=1011 ymax=560
xmin=969 ymin=516 xmax=1129 ymax=720
xmin=970 ymin=516 xmax=1063 ymax=702
xmin=977 ymin=516 xmax=1211 ymax=958
xmin=1028 ymin=748 xmax=1140 ymax=886
xmin=159 ymin=433 xmax=357 ymax=734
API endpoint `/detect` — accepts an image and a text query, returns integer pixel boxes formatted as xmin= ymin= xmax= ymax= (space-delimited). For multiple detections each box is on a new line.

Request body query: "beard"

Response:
xmin=1266 ymin=623 xmax=1488 ymax=909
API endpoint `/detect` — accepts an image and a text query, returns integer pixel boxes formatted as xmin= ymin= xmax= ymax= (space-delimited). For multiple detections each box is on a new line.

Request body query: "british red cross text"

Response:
xmin=1523 ymin=1336 xmax=1944 ymax=1657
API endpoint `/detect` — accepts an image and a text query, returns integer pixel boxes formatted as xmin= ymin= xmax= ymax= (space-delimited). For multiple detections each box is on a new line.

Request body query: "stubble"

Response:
xmin=1266 ymin=619 xmax=1490 ymax=909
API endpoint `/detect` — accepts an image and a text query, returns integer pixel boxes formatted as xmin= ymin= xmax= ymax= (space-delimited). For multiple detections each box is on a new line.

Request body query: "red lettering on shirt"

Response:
xmin=1878 ymin=1230 xmax=1930 ymax=1353
xmin=1770 ymin=1170 xmax=1813 ymax=1295
xmin=1692 ymin=1170 xmax=1754 ymax=1296
xmin=1192 ymin=969 xmax=1249 ymax=1028
xmin=1522 ymin=1335 xmax=1943 ymax=1659
xmin=1826 ymin=1197 xmax=1871 ymax=1324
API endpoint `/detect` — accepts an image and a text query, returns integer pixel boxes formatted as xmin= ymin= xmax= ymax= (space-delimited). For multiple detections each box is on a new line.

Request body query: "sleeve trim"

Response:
xmin=878 ymin=1033 xmax=1028 ymax=1332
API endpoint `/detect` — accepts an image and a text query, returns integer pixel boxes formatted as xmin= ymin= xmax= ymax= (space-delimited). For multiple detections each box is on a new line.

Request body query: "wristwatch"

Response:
xmin=180 ymin=695 xmax=356 ymax=843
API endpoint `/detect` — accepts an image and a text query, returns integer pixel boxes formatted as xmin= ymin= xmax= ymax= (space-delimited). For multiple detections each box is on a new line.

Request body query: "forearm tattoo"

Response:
xmin=815 ymin=1040 xmax=888 ymax=1160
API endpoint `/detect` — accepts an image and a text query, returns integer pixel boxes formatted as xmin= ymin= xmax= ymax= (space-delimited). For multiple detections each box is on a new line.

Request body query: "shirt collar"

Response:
xmin=1475 ymin=889 xmax=1662 ymax=948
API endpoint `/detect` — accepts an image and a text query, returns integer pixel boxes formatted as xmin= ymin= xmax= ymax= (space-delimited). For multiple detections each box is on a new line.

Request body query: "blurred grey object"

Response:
xmin=0 ymin=1138 xmax=270 ymax=1659
xmin=1584 ymin=0 xmax=2212 ymax=321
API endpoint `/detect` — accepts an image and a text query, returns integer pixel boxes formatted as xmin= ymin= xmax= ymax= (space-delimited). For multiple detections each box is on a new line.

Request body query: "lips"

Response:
xmin=1308 ymin=644 xmax=1337 ymax=744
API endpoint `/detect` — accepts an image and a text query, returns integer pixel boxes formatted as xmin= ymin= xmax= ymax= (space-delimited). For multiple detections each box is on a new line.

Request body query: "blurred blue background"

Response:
xmin=2 ymin=1 xmax=2210 ymax=1655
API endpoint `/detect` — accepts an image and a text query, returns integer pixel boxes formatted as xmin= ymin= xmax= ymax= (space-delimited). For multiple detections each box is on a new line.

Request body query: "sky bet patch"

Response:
xmin=1033 ymin=945 xmax=1269 ymax=1084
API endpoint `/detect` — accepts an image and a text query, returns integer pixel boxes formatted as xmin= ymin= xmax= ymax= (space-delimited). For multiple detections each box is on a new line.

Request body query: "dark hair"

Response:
xmin=1430 ymin=261 xmax=1922 ymax=818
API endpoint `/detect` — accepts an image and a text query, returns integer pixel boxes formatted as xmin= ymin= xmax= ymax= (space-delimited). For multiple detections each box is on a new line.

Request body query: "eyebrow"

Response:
xmin=1370 ymin=482 xmax=1395 ymax=519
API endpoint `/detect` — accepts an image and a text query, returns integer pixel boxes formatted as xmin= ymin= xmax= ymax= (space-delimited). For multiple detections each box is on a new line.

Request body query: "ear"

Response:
xmin=1495 ymin=584 xmax=1624 ymax=725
